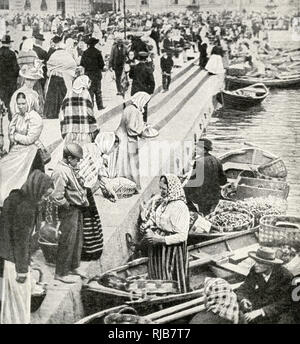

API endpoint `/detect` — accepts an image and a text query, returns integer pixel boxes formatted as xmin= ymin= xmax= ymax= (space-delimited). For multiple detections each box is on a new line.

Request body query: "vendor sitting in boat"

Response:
xmin=140 ymin=174 xmax=190 ymax=293
xmin=236 ymin=246 xmax=294 ymax=324
xmin=183 ymin=138 xmax=227 ymax=216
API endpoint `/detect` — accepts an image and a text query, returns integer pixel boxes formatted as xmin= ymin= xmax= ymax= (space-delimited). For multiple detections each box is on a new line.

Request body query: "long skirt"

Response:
xmin=44 ymin=76 xmax=67 ymax=119
xmin=148 ymin=239 xmax=189 ymax=294
xmin=81 ymin=190 xmax=104 ymax=262
xmin=0 ymin=261 xmax=31 ymax=324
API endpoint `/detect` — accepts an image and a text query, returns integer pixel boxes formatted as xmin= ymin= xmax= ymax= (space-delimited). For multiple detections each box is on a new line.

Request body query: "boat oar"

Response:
xmin=155 ymin=304 xmax=206 ymax=324
xmin=147 ymin=293 xmax=205 ymax=321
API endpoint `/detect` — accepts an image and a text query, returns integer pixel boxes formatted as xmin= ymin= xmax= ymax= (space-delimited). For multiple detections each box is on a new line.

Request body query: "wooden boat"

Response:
xmin=226 ymin=74 xmax=300 ymax=89
xmin=218 ymin=145 xmax=278 ymax=183
xmin=80 ymin=229 xmax=259 ymax=318
xmin=218 ymin=83 xmax=269 ymax=110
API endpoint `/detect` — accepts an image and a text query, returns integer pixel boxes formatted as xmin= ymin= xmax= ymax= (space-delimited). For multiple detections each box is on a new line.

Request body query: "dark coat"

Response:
xmin=163 ymin=38 xmax=174 ymax=53
xmin=150 ymin=28 xmax=160 ymax=43
xmin=184 ymin=152 xmax=227 ymax=215
xmin=80 ymin=46 xmax=105 ymax=80
xmin=129 ymin=62 xmax=155 ymax=96
xmin=33 ymin=44 xmax=48 ymax=86
xmin=160 ymin=55 xmax=174 ymax=74
xmin=236 ymin=265 xmax=294 ymax=323
xmin=109 ymin=44 xmax=127 ymax=71
xmin=0 ymin=190 xmax=38 ymax=274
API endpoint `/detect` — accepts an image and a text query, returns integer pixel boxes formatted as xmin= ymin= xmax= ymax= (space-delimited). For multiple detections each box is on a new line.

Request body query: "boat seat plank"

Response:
xmin=230 ymin=243 xmax=260 ymax=262
xmin=223 ymin=162 xmax=256 ymax=171
xmin=213 ymin=262 xmax=249 ymax=277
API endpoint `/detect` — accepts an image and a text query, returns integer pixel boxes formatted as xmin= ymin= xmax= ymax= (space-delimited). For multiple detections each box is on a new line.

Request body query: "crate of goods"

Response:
xmin=227 ymin=64 xmax=247 ymax=77
xmin=257 ymin=158 xmax=287 ymax=180
xmin=259 ymin=215 xmax=300 ymax=248
xmin=236 ymin=177 xmax=289 ymax=200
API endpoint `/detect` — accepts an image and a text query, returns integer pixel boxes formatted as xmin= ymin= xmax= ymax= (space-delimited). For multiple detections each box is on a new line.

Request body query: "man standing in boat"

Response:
xmin=183 ymin=138 xmax=227 ymax=216
xmin=236 ymin=247 xmax=294 ymax=324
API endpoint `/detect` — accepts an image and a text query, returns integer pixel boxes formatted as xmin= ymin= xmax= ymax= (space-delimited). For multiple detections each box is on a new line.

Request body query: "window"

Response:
xmin=141 ymin=0 xmax=148 ymax=5
xmin=41 ymin=0 xmax=48 ymax=11
xmin=57 ymin=0 xmax=65 ymax=12
xmin=174 ymin=0 xmax=178 ymax=4
xmin=192 ymin=0 xmax=196 ymax=4
xmin=0 ymin=0 xmax=9 ymax=10
xmin=24 ymin=0 xmax=31 ymax=11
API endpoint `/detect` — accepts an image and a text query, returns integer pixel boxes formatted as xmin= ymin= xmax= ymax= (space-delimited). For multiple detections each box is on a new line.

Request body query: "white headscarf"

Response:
xmin=95 ymin=132 xmax=116 ymax=155
xmin=22 ymin=38 xmax=34 ymax=52
xmin=72 ymin=75 xmax=90 ymax=95
xmin=131 ymin=92 xmax=151 ymax=113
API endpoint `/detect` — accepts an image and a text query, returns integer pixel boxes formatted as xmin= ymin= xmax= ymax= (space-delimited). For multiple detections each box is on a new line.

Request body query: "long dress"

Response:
xmin=147 ymin=197 xmax=190 ymax=293
xmin=115 ymin=104 xmax=146 ymax=190
xmin=0 ymin=110 xmax=43 ymax=207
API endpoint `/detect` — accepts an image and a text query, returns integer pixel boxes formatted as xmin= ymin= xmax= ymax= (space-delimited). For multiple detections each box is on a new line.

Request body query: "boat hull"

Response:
xmin=226 ymin=76 xmax=300 ymax=89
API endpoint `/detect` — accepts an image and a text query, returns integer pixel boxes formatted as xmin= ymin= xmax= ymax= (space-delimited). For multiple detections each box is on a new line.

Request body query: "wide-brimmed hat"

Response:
xmin=1 ymin=35 xmax=13 ymax=44
xmin=64 ymin=143 xmax=83 ymax=160
xmin=33 ymin=32 xmax=45 ymax=41
xmin=249 ymin=247 xmax=283 ymax=265
xmin=19 ymin=64 xmax=43 ymax=80
xmin=52 ymin=35 xmax=63 ymax=44
xmin=87 ymin=37 xmax=99 ymax=46
xmin=138 ymin=51 xmax=149 ymax=59
xmin=197 ymin=138 xmax=213 ymax=151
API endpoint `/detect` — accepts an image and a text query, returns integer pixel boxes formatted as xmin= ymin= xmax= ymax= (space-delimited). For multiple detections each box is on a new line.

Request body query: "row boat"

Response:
xmin=226 ymin=74 xmax=300 ymax=89
xmin=218 ymin=83 xmax=269 ymax=110
xmin=80 ymin=229 xmax=259 ymax=318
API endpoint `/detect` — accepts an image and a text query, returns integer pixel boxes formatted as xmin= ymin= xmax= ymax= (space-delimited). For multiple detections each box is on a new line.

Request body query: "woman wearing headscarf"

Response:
xmin=0 ymin=170 xmax=54 ymax=324
xmin=140 ymin=174 xmax=190 ymax=293
xmin=44 ymin=37 xmax=77 ymax=119
xmin=115 ymin=91 xmax=157 ymax=190
xmin=59 ymin=75 xmax=99 ymax=145
xmin=0 ymin=92 xmax=44 ymax=207
xmin=190 ymin=278 xmax=240 ymax=324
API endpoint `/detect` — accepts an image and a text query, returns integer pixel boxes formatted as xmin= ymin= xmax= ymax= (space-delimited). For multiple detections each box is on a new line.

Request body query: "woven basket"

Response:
xmin=259 ymin=215 xmax=300 ymax=248
xmin=258 ymin=158 xmax=287 ymax=179
xmin=38 ymin=237 xmax=58 ymax=265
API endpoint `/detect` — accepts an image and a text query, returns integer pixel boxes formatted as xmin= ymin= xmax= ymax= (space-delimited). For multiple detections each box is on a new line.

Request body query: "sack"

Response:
xmin=106 ymin=177 xmax=138 ymax=199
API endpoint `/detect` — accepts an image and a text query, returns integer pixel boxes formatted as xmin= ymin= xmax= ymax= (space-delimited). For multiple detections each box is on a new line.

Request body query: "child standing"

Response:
xmin=160 ymin=49 xmax=174 ymax=93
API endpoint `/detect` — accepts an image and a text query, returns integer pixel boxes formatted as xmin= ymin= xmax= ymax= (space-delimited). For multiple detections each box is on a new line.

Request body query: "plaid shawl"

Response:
xmin=60 ymin=90 xmax=98 ymax=136
xmin=204 ymin=278 xmax=239 ymax=324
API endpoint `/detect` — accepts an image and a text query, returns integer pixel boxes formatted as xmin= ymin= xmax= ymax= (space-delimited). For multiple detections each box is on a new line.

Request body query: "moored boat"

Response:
xmin=218 ymin=83 xmax=269 ymax=110
xmin=226 ymin=74 xmax=300 ymax=89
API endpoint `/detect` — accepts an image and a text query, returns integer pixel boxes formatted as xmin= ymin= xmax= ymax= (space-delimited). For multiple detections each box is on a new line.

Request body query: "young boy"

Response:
xmin=160 ymin=49 xmax=174 ymax=92
xmin=51 ymin=143 xmax=89 ymax=284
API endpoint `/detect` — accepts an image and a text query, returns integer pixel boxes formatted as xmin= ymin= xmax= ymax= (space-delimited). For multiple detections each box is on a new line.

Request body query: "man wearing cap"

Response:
xmin=33 ymin=33 xmax=48 ymax=88
xmin=184 ymin=138 xmax=227 ymax=216
xmin=51 ymin=143 xmax=89 ymax=284
xmin=0 ymin=35 xmax=19 ymax=119
xmin=109 ymin=38 xmax=127 ymax=96
xmin=236 ymin=246 xmax=294 ymax=324
xmin=129 ymin=51 xmax=155 ymax=123
xmin=80 ymin=37 xmax=105 ymax=111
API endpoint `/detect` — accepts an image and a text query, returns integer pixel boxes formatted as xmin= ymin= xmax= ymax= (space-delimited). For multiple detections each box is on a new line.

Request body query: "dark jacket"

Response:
xmin=80 ymin=46 xmax=105 ymax=79
xmin=163 ymin=38 xmax=174 ymax=53
xmin=0 ymin=47 xmax=19 ymax=86
xmin=109 ymin=44 xmax=127 ymax=70
xmin=236 ymin=265 xmax=294 ymax=323
xmin=0 ymin=190 xmax=38 ymax=274
xmin=129 ymin=62 xmax=155 ymax=96
xmin=184 ymin=152 xmax=227 ymax=211
xmin=160 ymin=55 xmax=174 ymax=74
xmin=150 ymin=28 xmax=160 ymax=43
xmin=33 ymin=44 xmax=48 ymax=85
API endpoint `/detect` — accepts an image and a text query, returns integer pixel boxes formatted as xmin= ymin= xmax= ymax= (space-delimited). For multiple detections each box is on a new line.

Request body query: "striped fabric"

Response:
xmin=81 ymin=189 xmax=103 ymax=261
xmin=148 ymin=230 xmax=189 ymax=294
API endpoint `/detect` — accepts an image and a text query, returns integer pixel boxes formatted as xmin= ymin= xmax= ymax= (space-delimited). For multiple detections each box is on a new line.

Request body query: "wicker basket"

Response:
xmin=38 ymin=237 xmax=58 ymax=265
xmin=259 ymin=215 xmax=300 ymax=248
xmin=257 ymin=158 xmax=287 ymax=179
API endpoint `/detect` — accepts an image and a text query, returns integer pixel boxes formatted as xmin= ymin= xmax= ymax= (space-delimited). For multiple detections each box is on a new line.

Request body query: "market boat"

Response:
xmin=80 ymin=228 xmax=259 ymax=318
xmin=218 ymin=83 xmax=269 ymax=110
xmin=225 ymin=74 xmax=300 ymax=89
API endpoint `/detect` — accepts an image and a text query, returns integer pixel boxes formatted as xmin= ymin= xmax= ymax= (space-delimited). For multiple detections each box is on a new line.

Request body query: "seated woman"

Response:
xmin=0 ymin=92 xmax=44 ymax=207
xmin=190 ymin=278 xmax=240 ymax=324
xmin=140 ymin=174 xmax=190 ymax=293
xmin=59 ymin=75 xmax=99 ymax=145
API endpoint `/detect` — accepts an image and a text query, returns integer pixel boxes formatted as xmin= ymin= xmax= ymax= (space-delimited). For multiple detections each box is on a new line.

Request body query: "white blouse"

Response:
xmin=154 ymin=200 xmax=190 ymax=246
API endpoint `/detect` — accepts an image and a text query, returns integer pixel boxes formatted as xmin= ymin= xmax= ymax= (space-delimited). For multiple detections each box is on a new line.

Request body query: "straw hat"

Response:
xmin=248 ymin=247 xmax=283 ymax=265
xmin=19 ymin=64 xmax=43 ymax=80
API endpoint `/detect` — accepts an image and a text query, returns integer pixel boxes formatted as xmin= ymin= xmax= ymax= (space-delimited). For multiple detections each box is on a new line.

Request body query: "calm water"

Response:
xmin=207 ymin=88 xmax=300 ymax=215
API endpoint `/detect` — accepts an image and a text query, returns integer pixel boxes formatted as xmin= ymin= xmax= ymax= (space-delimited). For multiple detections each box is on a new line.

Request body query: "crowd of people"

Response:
xmin=0 ymin=7 xmax=299 ymax=324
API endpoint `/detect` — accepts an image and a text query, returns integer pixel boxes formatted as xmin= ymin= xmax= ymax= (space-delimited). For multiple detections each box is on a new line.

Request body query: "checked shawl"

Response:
xmin=60 ymin=90 xmax=98 ymax=137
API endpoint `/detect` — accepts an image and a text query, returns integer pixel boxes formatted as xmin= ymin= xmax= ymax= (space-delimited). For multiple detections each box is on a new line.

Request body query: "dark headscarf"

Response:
xmin=21 ymin=170 xmax=53 ymax=203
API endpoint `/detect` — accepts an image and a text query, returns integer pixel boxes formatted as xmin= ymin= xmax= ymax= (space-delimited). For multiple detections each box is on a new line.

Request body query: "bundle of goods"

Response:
xmin=235 ymin=196 xmax=288 ymax=227
xmin=276 ymin=245 xmax=298 ymax=264
xmin=207 ymin=202 xmax=254 ymax=233
xmin=227 ymin=63 xmax=247 ymax=77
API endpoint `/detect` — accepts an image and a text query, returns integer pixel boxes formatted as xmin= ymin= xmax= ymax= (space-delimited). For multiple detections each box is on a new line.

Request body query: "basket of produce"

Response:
xmin=235 ymin=196 xmax=288 ymax=227
xmin=257 ymin=158 xmax=287 ymax=180
xmin=236 ymin=177 xmax=289 ymax=200
xmin=126 ymin=279 xmax=179 ymax=296
xmin=207 ymin=202 xmax=255 ymax=233
xmin=259 ymin=215 xmax=300 ymax=248
xmin=227 ymin=64 xmax=247 ymax=77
